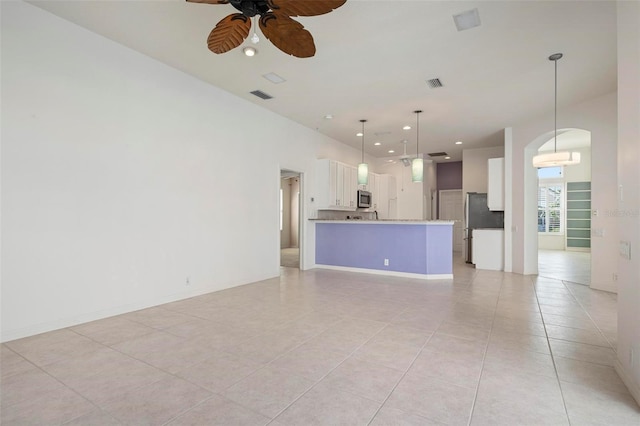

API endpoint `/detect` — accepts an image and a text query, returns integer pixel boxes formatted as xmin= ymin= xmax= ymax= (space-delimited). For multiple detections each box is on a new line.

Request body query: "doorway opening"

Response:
xmin=530 ymin=129 xmax=592 ymax=285
xmin=439 ymin=189 xmax=464 ymax=253
xmin=280 ymin=170 xmax=302 ymax=269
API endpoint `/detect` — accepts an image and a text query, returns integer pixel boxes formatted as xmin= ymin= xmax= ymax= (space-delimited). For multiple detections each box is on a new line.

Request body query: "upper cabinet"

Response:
xmin=487 ymin=157 xmax=505 ymax=211
xmin=316 ymin=159 xmax=357 ymax=211
xmin=316 ymin=159 xmax=395 ymax=214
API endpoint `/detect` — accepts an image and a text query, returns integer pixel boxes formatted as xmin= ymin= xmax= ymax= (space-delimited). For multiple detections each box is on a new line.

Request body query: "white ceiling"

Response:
xmin=28 ymin=0 xmax=617 ymax=162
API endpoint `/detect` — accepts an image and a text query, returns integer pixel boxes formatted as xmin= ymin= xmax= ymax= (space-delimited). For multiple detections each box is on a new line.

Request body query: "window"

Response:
xmin=538 ymin=166 xmax=564 ymax=234
xmin=538 ymin=184 xmax=563 ymax=233
xmin=537 ymin=166 xmax=563 ymax=179
xmin=280 ymin=188 xmax=283 ymax=231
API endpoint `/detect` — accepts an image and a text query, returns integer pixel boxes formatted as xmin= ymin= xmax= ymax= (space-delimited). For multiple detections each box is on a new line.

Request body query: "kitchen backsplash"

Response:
xmin=314 ymin=210 xmax=378 ymax=220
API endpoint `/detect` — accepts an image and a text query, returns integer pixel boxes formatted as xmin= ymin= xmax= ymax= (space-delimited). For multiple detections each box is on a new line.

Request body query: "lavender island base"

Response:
xmin=313 ymin=220 xmax=454 ymax=279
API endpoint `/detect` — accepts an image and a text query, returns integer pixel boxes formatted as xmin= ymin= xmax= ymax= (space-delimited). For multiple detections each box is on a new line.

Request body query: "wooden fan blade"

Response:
xmin=267 ymin=0 xmax=346 ymax=17
xmin=186 ymin=0 xmax=229 ymax=4
xmin=259 ymin=13 xmax=315 ymax=58
xmin=207 ymin=13 xmax=251 ymax=54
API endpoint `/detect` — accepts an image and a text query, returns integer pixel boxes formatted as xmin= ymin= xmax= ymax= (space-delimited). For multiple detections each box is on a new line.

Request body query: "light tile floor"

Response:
xmin=538 ymin=249 xmax=591 ymax=286
xmin=2 ymin=258 xmax=639 ymax=425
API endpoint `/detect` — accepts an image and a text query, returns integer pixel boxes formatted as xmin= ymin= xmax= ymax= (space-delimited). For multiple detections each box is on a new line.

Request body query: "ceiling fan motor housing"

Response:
xmin=230 ymin=0 xmax=271 ymax=17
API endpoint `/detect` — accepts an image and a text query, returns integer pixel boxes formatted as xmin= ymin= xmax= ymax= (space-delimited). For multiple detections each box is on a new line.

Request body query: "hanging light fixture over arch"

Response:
xmin=412 ymin=110 xmax=424 ymax=182
xmin=532 ymin=53 xmax=581 ymax=168
xmin=357 ymin=119 xmax=368 ymax=185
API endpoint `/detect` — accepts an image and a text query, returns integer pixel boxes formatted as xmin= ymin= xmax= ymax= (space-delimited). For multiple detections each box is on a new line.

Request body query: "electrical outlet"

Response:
xmin=613 ymin=273 xmax=618 ymax=281
xmin=186 ymin=277 xmax=190 ymax=286
xmin=384 ymin=259 xmax=389 ymax=266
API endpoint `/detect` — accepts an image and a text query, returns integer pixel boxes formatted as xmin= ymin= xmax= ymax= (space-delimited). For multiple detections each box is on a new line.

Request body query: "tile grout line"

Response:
xmin=533 ymin=276 xmax=573 ymax=426
xmin=262 ymin=304 xmax=419 ymax=425
xmin=465 ymin=269 xmax=499 ymax=426
xmin=559 ymin=279 xmax=617 ymax=352
xmin=364 ymin=318 xmax=444 ymax=426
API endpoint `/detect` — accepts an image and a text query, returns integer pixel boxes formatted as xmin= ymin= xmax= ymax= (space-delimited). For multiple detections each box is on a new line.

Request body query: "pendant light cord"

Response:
xmin=549 ymin=53 xmax=563 ymax=153
xmin=554 ymin=56 xmax=558 ymax=153
xmin=414 ymin=110 xmax=422 ymax=157
xmin=360 ymin=119 xmax=366 ymax=163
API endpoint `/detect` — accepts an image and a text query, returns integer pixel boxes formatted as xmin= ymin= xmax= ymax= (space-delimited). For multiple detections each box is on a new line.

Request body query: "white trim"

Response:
xmin=313 ymin=264 xmax=453 ymax=280
xmin=279 ymin=166 xmax=305 ymax=270
xmin=614 ymin=359 xmax=640 ymax=406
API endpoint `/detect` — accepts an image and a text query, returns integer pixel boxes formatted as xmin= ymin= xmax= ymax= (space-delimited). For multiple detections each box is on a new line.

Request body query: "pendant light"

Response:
xmin=357 ymin=119 xmax=369 ymax=185
xmin=532 ymin=53 xmax=581 ymax=168
xmin=411 ymin=110 xmax=423 ymax=182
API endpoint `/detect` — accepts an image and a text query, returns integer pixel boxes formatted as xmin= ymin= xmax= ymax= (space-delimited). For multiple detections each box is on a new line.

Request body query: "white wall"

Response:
xmin=382 ymin=159 xmax=433 ymax=220
xmin=462 ymin=146 xmax=505 ymax=195
xmin=424 ymin=160 xmax=437 ymax=220
xmin=506 ymin=92 xmax=618 ymax=286
xmin=563 ymin=146 xmax=592 ymax=182
xmin=615 ymin=0 xmax=640 ymax=404
xmin=0 ymin=2 xmax=355 ymax=341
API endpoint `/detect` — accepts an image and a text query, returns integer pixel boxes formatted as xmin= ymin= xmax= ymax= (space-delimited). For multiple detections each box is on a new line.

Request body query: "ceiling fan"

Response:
xmin=382 ymin=140 xmax=413 ymax=167
xmin=187 ymin=0 xmax=347 ymax=58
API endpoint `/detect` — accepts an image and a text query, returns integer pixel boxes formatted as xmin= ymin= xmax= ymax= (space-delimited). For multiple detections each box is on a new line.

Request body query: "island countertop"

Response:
xmin=309 ymin=219 xmax=454 ymax=225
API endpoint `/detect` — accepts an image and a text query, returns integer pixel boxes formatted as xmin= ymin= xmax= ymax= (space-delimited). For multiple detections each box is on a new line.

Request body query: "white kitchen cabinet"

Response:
xmin=472 ymin=229 xmax=504 ymax=270
xmin=341 ymin=164 xmax=357 ymax=208
xmin=315 ymin=159 xmax=356 ymax=211
xmin=488 ymin=157 xmax=505 ymax=211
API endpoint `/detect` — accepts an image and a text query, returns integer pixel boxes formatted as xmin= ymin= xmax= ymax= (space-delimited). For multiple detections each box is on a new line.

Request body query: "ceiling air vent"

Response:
xmin=250 ymin=90 xmax=273 ymax=100
xmin=428 ymin=152 xmax=448 ymax=157
xmin=426 ymin=78 xmax=443 ymax=89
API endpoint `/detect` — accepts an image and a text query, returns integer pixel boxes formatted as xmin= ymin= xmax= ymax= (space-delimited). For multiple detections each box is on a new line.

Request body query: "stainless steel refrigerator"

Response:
xmin=464 ymin=192 xmax=504 ymax=263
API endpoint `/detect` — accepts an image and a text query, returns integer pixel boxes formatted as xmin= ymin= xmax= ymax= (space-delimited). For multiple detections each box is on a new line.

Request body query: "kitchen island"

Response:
xmin=312 ymin=220 xmax=454 ymax=279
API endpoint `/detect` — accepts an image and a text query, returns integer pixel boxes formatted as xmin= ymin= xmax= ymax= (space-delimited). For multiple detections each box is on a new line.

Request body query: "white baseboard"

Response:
xmin=614 ymin=358 xmax=640 ymax=406
xmin=313 ymin=264 xmax=453 ymax=280
xmin=0 ymin=284 xmax=237 ymax=343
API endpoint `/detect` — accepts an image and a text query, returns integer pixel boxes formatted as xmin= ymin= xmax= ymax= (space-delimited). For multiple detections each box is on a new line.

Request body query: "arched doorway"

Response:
xmin=524 ymin=128 xmax=592 ymax=285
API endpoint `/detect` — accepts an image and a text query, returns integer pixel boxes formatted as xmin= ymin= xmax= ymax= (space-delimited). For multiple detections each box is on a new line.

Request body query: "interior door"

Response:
xmin=439 ymin=190 xmax=464 ymax=252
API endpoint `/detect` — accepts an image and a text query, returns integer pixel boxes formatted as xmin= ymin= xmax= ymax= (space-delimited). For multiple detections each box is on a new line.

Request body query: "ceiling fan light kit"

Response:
xmin=188 ymin=0 xmax=347 ymax=58
xmin=243 ymin=46 xmax=257 ymax=56
xmin=532 ymin=53 xmax=582 ymax=168
xmin=358 ymin=119 xmax=368 ymax=185
xmin=412 ymin=110 xmax=424 ymax=183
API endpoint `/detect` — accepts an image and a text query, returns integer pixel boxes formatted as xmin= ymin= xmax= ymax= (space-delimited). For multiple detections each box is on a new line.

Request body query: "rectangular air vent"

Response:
xmin=250 ymin=90 xmax=273 ymax=100
xmin=426 ymin=78 xmax=443 ymax=89
xmin=428 ymin=152 xmax=448 ymax=157
xmin=453 ymin=8 xmax=481 ymax=32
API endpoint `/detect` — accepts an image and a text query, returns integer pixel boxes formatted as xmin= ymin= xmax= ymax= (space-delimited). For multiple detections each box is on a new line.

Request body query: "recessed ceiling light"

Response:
xmin=388 ymin=150 xmax=395 ymax=153
xmin=387 ymin=159 xmax=394 ymax=162
xmin=445 ymin=156 xmax=451 ymax=160
xmin=403 ymin=125 xmax=411 ymax=130
xmin=356 ymin=132 xmax=363 ymax=137
xmin=243 ymin=46 xmax=257 ymax=57
xmin=455 ymin=141 xmax=463 ymax=145
xmin=262 ymin=72 xmax=285 ymax=84
xmin=324 ymin=114 xmax=333 ymax=119
xmin=374 ymin=142 xmax=381 ymax=146
xmin=453 ymin=8 xmax=481 ymax=32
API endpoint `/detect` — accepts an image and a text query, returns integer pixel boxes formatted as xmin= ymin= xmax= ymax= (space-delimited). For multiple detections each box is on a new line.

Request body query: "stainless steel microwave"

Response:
xmin=357 ymin=190 xmax=372 ymax=208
